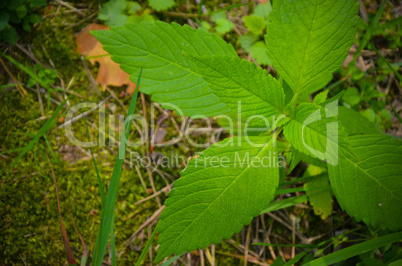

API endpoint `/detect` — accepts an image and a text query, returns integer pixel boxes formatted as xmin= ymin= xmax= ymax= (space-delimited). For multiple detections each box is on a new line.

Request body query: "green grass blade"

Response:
xmin=0 ymin=52 xmax=53 ymax=91
xmin=43 ymin=135 xmax=58 ymax=162
xmin=93 ymin=69 xmax=143 ymax=265
xmin=354 ymin=0 xmax=386 ymax=59
xmin=284 ymin=250 xmax=310 ymax=266
xmin=278 ymin=173 xmax=326 ymax=187
xmin=253 ymin=243 xmax=316 ymax=248
xmin=135 ymin=224 xmax=159 ymax=266
xmin=367 ymin=41 xmax=402 ymax=82
xmin=110 ymin=216 xmax=117 ymax=266
xmin=9 ymin=95 xmax=70 ymax=172
xmin=260 ymin=195 xmax=308 ymax=214
xmin=275 ymin=186 xmax=331 ymax=195
xmin=83 ymin=117 xmax=106 ymax=262
xmin=160 ymin=254 xmax=184 ymax=266
xmin=304 ymin=231 xmax=402 ymax=266
xmin=83 ymin=117 xmax=105 ymax=205
xmin=0 ymin=83 xmax=18 ymax=90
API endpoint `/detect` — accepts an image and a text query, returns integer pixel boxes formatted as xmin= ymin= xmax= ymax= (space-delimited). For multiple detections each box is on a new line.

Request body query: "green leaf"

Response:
xmin=253 ymin=2 xmax=272 ymax=23
xmin=187 ymin=55 xmax=285 ymax=127
xmin=98 ymin=0 xmax=128 ymax=26
xmin=342 ymin=87 xmax=361 ymax=107
xmin=312 ymin=90 xmax=329 ymax=104
xmin=15 ymin=4 xmax=28 ymax=18
xmin=304 ymin=231 xmax=402 ymax=266
xmin=283 ymin=103 xmax=355 ymax=165
xmin=338 ymin=106 xmax=382 ymax=135
xmin=155 ymin=136 xmax=280 ymax=262
xmin=239 ymin=33 xmax=258 ymax=53
xmin=328 ymin=135 xmax=402 ymax=231
xmin=29 ymin=14 xmax=42 ymax=24
xmin=148 ymin=0 xmax=175 ymax=11
xmin=304 ymin=166 xmax=333 ymax=220
xmin=243 ymin=15 xmax=266 ymax=35
xmin=216 ymin=18 xmax=234 ymax=35
xmin=210 ymin=11 xmax=226 ymax=23
xmin=251 ymin=41 xmax=271 ymax=65
xmin=265 ymin=0 xmax=359 ymax=96
xmin=361 ymin=108 xmax=376 ymax=122
xmin=31 ymin=0 xmax=47 ymax=7
xmin=0 ymin=24 xmax=17 ymax=44
xmin=92 ymin=21 xmax=237 ymax=117
xmin=0 ymin=11 xmax=9 ymax=31
xmin=126 ymin=1 xmax=141 ymax=14
xmin=6 ymin=0 xmax=23 ymax=10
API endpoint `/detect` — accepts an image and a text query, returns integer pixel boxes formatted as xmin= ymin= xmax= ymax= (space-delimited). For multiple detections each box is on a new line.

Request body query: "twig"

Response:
xmin=244 ymin=224 xmax=252 ymax=266
xmin=134 ymin=184 xmax=172 ymax=206
xmin=32 ymin=63 xmax=45 ymax=116
xmin=15 ymin=44 xmax=49 ymax=69
xmin=53 ymin=0 xmax=85 ymax=16
xmin=124 ymin=206 xmax=165 ymax=246
xmin=46 ymin=153 xmax=77 ymax=265
xmin=57 ymin=95 xmax=112 ymax=128
xmin=0 ymin=56 xmax=27 ymax=97
xmin=146 ymin=167 xmax=162 ymax=207
xmin=81 ymin=56 xmax=100 ymax=96
xmin=267 ymin=213 xmax=309 ymax=244
xmin=135 ymin=165 xmax=149 ymax=193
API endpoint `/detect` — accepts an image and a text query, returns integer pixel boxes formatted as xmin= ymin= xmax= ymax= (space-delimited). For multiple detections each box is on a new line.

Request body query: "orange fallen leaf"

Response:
xmin=76 ymin=23 xmax=137 ymax=94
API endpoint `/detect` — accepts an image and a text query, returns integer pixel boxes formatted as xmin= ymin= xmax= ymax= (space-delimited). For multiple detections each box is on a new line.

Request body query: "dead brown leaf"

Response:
xmin=76 ymin=23 xmax=136 ymax=94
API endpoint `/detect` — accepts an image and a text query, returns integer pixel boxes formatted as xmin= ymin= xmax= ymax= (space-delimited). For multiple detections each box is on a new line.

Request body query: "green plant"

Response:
xmin=98 ymin=0 xmax=177 ymax=27
xmin=27 ymin=63 xmax=58 ymax=88
xmin=92 ymin=0 xmax=402 ymax=263
xmin=0 ymin=0 xmax=45 ymax=44
xmin=239 ymin=1 xmax=272 ymax=65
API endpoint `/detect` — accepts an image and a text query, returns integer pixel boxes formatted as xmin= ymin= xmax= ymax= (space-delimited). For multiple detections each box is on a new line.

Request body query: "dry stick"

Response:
xmin=291 ymin=214 xmax=296 ymax=259
xmin=58 ymin=95 xmax=112 ymax=128
xmin=15 ymin=44 xmax=49 ymax=68
xmin=33 ymin=67 xmax=45 ymax=116
xmin=266 ymin=219 xmax=277 ymax=259
xmin=140 ymin=93 xmax=150 ymax=156
xmin=273 ymin=235 xmax=285 ymax=262
xmin=134 ymin=165 xmax=148 ymax=192
xmin=40 ymin=44 xmax=56 ymax=69
xmin=66 ymin=11 xmax=99 ymax=29
xmin=199 ymin=249 xmax=205 ymax=266
xmin=267 ymin=213 xmax=309 ymax=244
xmin=46 ymin=153 xmax=77 ymax=265
xmin=146 ymin=167 xmax=162 ymax=207
xmin=187 ymin=253 xmax=192 ymax=265
xmin=81 ymin=56 xmax=100 ymax=96
xmin=106 ymin=87 xmax=127 ymax=112
xmin=244 ymin=224 xmax=252 ymax=266
xmin=226 ymin=239 xmax=260 ymax=258
xmin=162 ymin=11 xmax=198 ymax=17
xmin=214 ymin=251 xmax=268 ymax=266
xmin=211 ymin=244 xmax=215 ymax=266
xmin=148 ymin=224 xmax=153 ymax=266
xmin=53 ymin=0 xmax=85 ymax=16
xmin=0 ymin=56 xmax=27 ymax=97
xmin=124 ymin=206 xmax=165 ymax=247
xmin=153 ymin=103 xmax=182 ymax=136
xmin=259 ymin=215 xmax=268 ymax=260
xmin=134 ymin=184 xmax=172 ymax=206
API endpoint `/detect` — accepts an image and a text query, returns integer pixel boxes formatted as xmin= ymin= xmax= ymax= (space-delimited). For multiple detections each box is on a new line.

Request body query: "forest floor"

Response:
xmin=0 ymin=0 xmax=401 ymax=265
